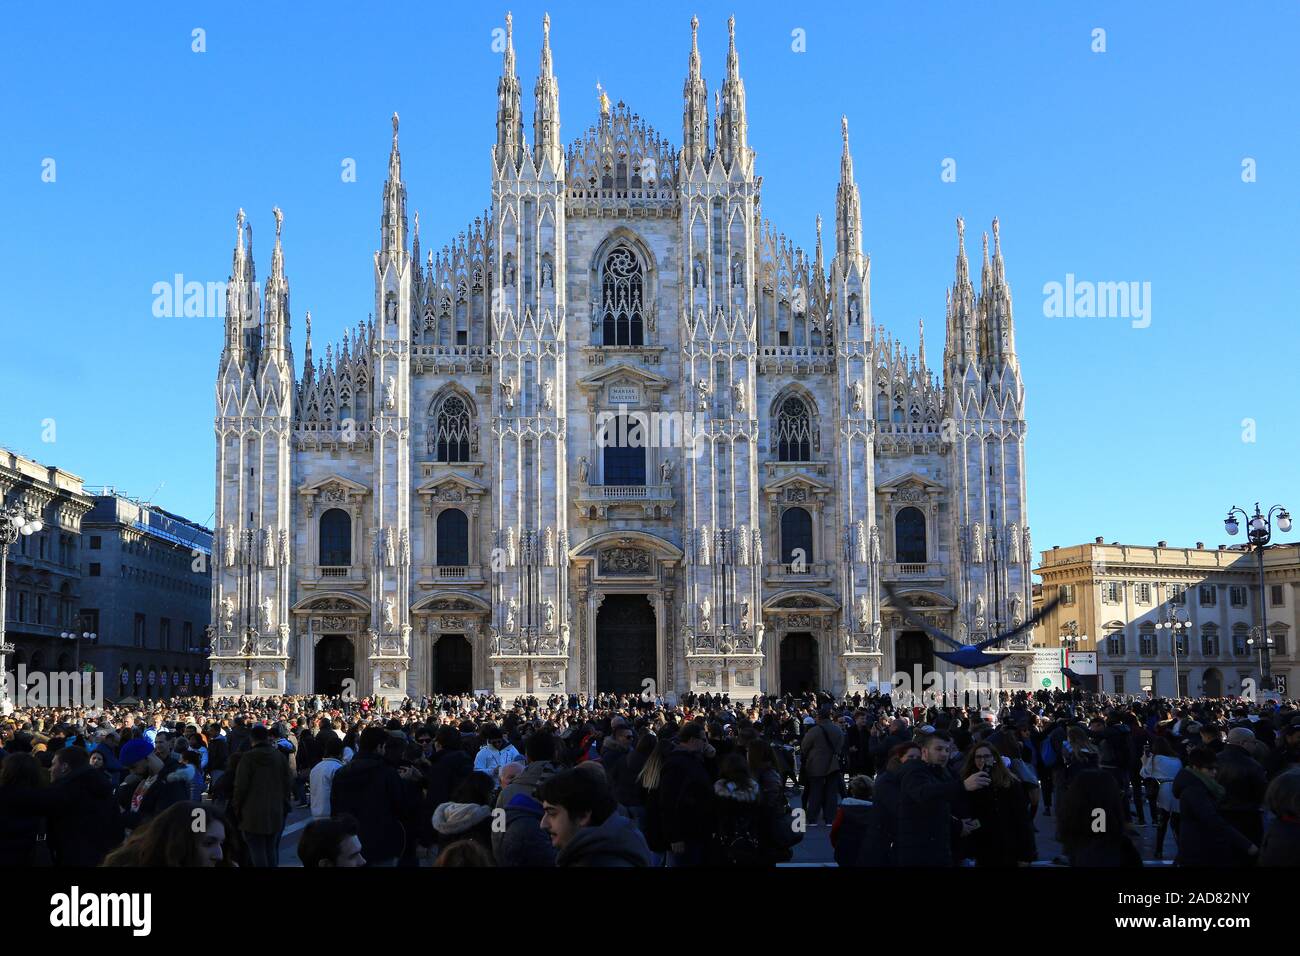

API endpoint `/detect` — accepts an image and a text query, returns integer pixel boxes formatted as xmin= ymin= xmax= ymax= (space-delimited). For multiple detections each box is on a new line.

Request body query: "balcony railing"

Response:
xmin=436 ymin=566 xmax=468 ymax=579
xmin=319 ymin=566 xmax=350 ymax=578
xmin=883 ymin=561 xmax=944 ymax=578
xmin=583 ymin=484 xmax=670 ymax=500
xmin=766 ymin=561 xmax=831 ymax=579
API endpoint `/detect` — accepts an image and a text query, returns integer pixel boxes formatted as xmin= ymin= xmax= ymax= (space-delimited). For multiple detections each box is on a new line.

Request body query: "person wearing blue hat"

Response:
xmin=116 ymin=736 xmax=187 ymax=830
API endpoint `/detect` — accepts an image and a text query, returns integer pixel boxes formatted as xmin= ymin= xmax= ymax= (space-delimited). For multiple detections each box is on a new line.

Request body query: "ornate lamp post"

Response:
xmin=59 ymin=614 xmax=98 ymax=676
xmin=1247 ymin=627 xmax=1275 ymax=692
xmin=1059 ymin=620 xmax=1085 ymax=691
xmin=1156 ymin=605 xmax=1192 ymax=698
xmin=1 ymin=503 xmax=44 ymax=709
xmin=1225 ymin=502 xmax=1291 ymax=691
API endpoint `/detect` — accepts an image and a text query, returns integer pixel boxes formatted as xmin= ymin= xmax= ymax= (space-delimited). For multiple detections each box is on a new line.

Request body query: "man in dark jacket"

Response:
xmin=233 ymin=724 xmax=293 ymax=867
xmin=1172 ymin=748 xmax=1258 ymax=866
xmin=896 ymin=730 xmax=988 ymax=866
xmin=493 ymin=731 xmax=563 ymax=865
xmin=330 ymin=726 xmax=423 ymax=866
xmin=13 ymin=746 xmax=122 ymax=865
xmin=658 ymin=721 xmax=715 ymax=866
xmin=599 ymin=723 xmax=635 ymax=802
xmin=540 ymin=767 xmax=650 ymax=867
xmin=1214 ymin=728 xmax=1268 ymax=846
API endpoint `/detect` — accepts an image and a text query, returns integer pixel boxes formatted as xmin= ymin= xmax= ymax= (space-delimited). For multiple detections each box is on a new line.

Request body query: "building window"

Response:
xmin=1060 ymin=584 xmax=1076 ymax=606
xmin=1112 ymin=673 xmax=1126 ymax=695
xmin=601 ymin=415 xmax=647 ymax=486
xmin=160 ymin=618 xmax=171 ymax=652
xmin=1270 ymin=585 xmax=1285 ymax=607
xmin=89 ymin=536 xmax=102 ymax=550
xmin=600 ymin=246 xmax=645 ymax=346
xmin=780 ymin=507 xmax=814 ymax=566
xmin=1201 ymin=627 xmax=1219 ymax=657
xmin=134 ymin=613 xmax=146 ymax=649
xmin=430 ymin=392 xmax=474 ymax=462
xmin=1232 ymin=625 xmax=1249 ymax=657
xmin=1230 ymin=586 xmax=1247 ymax=608
xmin=183 ymin=621 xmax=193 ymax=652
xmin=1199 ymin=585 xmax=1217 ymax=607
xmin=1175 ymin=634 xmax=1189 ymax=657
xmin=1135 ymin=583 xmax=1151 ymax=604
xmin=88 ymin=563 xmax=102 ymax=577
xmin=1106 ymin=632 xmax=1125 ymax=657
xmin=318 ymin=509 xmax=352 ymax=567
xmin=1140 ymin=630 xmax=1156 ymax=657
xmin=1166 ymin=584 xmax=1186 ymax=606
xmin=775 ymin=396 xmax=814 ymax=462
xmin=894 ymin=507 xmax=927 ymax=564
xmin=436 ymin=509 xmax=470 ymax=566
xmin=1102 ymin=582 xmax=1122 ymax=604
xmin=1272 ymin=631 xmax=1288 ymax=656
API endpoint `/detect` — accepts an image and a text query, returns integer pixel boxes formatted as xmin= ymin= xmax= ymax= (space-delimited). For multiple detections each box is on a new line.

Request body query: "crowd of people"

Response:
xmin=1 ymin=687 xmax=1298 ymax=868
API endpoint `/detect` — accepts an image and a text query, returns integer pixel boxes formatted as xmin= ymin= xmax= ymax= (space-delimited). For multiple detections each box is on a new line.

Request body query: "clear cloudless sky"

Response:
xmin=1 ymin=1 xmax=1298 ymax=561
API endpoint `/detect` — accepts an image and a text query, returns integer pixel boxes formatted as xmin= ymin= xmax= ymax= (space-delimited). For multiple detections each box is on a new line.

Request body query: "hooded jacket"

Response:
xmin=495 ymin=793 xmax=557 ymax=867
xmin=556 ymin=812 xmax=651 ymax=867
xmin=431 ymin=801 xmax=495 ymax=855
xmin=233 ymin=742 xmax=292 ymax=835
xmin=492 ymin=759 xmax=562 ymax=860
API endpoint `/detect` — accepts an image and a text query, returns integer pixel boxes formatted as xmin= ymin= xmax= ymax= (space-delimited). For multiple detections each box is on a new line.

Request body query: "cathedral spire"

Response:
xmin=380 ymin=113 xmax=407 ymax=259
xmin=495 ymin=12 xmax=524 ymax=172
xmin=302 ymin=310 xmax=314 ymax=383
xmin=224 ymin=208 xmax=258 ymax=365
xmin=682 ymin=15 xmax=709 ymax=167
xmin=918 ymin=317 xmax=927 ymax=370
xmin=980 ymin=229 xmax=991 ymax=296
xmin=532 ymin=12 xmax=562 ymax=172
xmin=835 ymin=116 xmax=864 ymax=265
xmin=263 ymin=206 xmax=290 ymax=359
xmin=814 ymin=214 xmax=824 ymax=274
xmin=944 ymin=216 xmax=978 ymax=376
xmin=716 ymin=15 xmax=749 ymax=171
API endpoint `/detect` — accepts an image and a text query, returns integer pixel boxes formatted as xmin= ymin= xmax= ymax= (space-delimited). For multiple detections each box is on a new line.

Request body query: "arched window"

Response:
xmin=776 ymin=396 xmax=813 ymax=462
xmin=430 ymin=392 xmax=473 ymax=462
xmin=895 ymin=507 xmax=926 ymax=563
xmin=601 ymin=415 xmax=646 ymax=486
xmin=601 ymin=246 xmax=644 ymax=346
xmin=319 ymin=509 xmax=352 ymax=566
xmin=436 ymin=509 xmax=469 ymax=567
xmin=781 ymin=507 xmax=814 ymax=565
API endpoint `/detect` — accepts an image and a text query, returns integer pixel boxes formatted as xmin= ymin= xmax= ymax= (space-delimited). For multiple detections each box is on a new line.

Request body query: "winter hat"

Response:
xmin=119 ymin=738 xmax=154 ymax=767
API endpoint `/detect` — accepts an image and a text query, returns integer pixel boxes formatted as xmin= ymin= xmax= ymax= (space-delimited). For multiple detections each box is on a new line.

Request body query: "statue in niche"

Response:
xmin=222 ymin=597 xmax=234 ymax=633
xmin=855 ymin=520 xmax=868 ymax=564
xmin=693 ymin=260 xmax=704 ymax=288
xmin=543 ymin=378 xmax=554 ymax=410
xmin=263 ymin=528 xmax=275 ymax=567
xmin=260 ymin=598 xmax=274 ymax=633
xmin=737 ymin=524 xmax=750 ymax=565
xmin=857 ymin=595 xmax=870 ymax=632
xmin=1010 ymin=594 xmax=1024 ymax=627
xmin=506 ymin=526 xmax=517 ymax=566
xmin=384 ymin=376 xmax=396 ymax=411
xmin=505 ymin=597 xmax=517 ymax=632
xmin=559 ymin=623 xmax=570 ymax=658
xmin=544 ymin=598 xmax=556 ymax=633
xmin=382 ymin=598 xmax=396 ymax=630
xmin=501 ymin=376 xmax=515 ymax=409
xmin=732 ymin=261 xmax=743 ymax=286
xmin=223 ymin=526 xmax=236 ymax=567
xmin=869 ymin=524 xmax=881 ymax=564
xmin=400 ymin=528 xmax=410 ymax=566
xmin=544 ymin=526 xmax=555 ymax=566
xmin=851 ymin=380 xmax=865 ymax=412
xmin=577 ymin=457 xmax=589 ymax=483
xmin=384 ymin=528 xmax=396 ymax=567
xmin=732 ymin=381 xmax=746 ymax=413
xmin=540 ymin=259 xmax=553 ymax=288
xmin=696 ymin=378 xmax=710 ymax=411
xmin=1008 ymin=522 xmax=1022 ymax=563
xmin=740 ymin=600 xmax=750 ymax=630
xmin=699 ymin=596 xmax=712 ymax=631
xmin=660 ymin=458 xmax=673 ymax=484
xmin=974 ymin=594 xmax=986 ymax=631
xmin=698 ymin=524 xmax=711 ymax=566
xmin=972 ymin=522 xmax=985 ymax=564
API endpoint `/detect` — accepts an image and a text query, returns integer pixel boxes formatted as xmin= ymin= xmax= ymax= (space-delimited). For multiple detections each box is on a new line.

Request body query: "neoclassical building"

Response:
xmin=210 ymin=15 xmax=1035 ymax=700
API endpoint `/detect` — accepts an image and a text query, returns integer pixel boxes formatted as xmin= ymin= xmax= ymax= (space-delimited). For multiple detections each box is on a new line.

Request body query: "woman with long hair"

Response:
xmin=102 ymin=800 xmax=239 ymax=867
xmin=956 ymin=741 xmax=1036 ymax=866
xmin=1140 ymin=734 xmax=1183 ymax=859
xmin=710 ymin=753 xmax=769 ymax=866
xmin=636 ymin=732 xmax=675 ymax=862
xmin=1056 ymin=768 xmax=1142 ymax=866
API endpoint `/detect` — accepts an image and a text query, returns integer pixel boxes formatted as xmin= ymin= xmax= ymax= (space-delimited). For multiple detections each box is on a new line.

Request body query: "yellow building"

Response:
xmin=1033 ymin=538 xmax=1298 ymax=698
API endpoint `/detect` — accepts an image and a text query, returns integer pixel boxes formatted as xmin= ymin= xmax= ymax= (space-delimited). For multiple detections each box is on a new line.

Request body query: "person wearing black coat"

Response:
xmin=658 ymin=724 xmax=715 ymax=866
xmin=329 ymin=727 xmax=423 ymax=866
xmin=0 ymin=752 xmax=46 ymax=867
xmin=954 ymin=743 xmax=1036 ymax=866
xmin=1215 ymin=730 xmax=1268 ymax=846
xmin=1258 ymin=769 xmax=1300 ymax=866
xmin=1171 ymin=750 xmax=1258 ymax=867
xmin=422 ymin=726 xmax=473 ymax=839
xmin=33 ymin=747 xmax=123 ymax=866
xmin=896 ymin=732 xmax=986 ymax=867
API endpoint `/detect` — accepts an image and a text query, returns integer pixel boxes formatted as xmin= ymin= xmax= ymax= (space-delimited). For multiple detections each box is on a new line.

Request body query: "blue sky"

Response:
xmin=1 ymin=1 xmax=1297 ymax=558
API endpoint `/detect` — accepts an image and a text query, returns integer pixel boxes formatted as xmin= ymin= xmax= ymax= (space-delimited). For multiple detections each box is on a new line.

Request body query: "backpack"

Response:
xmin=1039 ymin=736 xmax=1058 ymax=768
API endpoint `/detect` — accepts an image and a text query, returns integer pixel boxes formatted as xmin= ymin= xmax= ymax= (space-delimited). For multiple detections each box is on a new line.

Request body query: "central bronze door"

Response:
xmin=596 ymin=594 xmax=656 ymax=694
xmin=433 ymin=634 xmax=473 ymax=694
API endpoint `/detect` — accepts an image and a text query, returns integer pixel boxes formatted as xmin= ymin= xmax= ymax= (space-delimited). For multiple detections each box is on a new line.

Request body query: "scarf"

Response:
xmin=1188 ymin=767 xmax=1225 ymax=802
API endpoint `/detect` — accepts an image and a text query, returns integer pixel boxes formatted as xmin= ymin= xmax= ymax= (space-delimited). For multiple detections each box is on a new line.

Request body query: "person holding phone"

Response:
xmin=955 ymin=742 xmax=1036 ymax=866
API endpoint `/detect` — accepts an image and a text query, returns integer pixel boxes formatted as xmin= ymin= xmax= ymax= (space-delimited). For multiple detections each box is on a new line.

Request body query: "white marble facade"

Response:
xmin=210 ymin=15 xmax=1034 ymax=701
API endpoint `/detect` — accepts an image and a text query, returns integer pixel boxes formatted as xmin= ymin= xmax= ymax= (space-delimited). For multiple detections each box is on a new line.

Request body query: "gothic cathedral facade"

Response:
xmin=210 ymin=15 xmax=1035 ymax=701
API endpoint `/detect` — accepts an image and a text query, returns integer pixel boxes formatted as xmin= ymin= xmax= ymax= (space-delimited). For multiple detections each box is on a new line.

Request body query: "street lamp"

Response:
xmin=1247 ymin=627 xmax=1275 ymax=690
xmin=1059 ymin=619 xmax=1085 ymax=652
xmin=59 ymin=616 xmax=97 ymax=675
xmin=0 ymin=503 xmax=44 ymax=709
xmin=1226 ymin=502 xmax=1291 ymax=690
xmin=1156 ymin=606 xmax=1192 ymax=698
